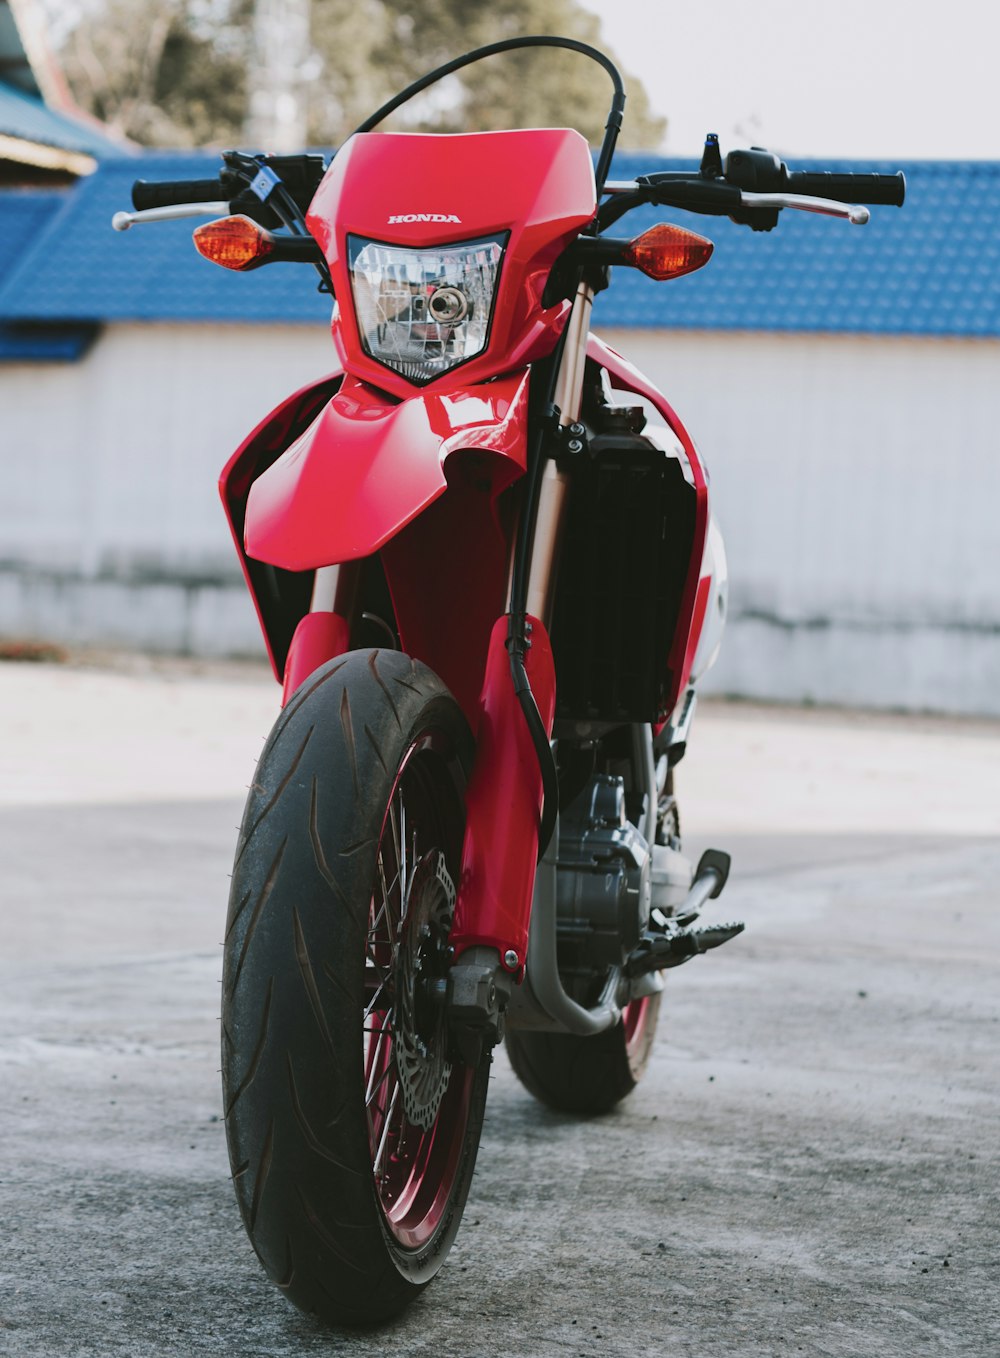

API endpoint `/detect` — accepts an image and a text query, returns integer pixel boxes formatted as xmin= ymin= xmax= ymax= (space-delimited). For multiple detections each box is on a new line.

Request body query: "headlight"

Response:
xmin=347 ymin=233 xmax=507 ymax=383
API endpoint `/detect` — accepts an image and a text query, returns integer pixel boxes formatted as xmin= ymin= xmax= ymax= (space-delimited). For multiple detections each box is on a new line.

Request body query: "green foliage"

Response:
xmin=352 ymin=0 xmax=665 ymax=150
xmin=54 ymin=0 xmax=249 ymax=146
xmin=51 ymin=0 xmax=665 ymax=151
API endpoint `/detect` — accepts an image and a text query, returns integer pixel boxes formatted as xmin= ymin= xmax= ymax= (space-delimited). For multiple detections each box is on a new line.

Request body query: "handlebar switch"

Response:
xmin=723 ymin=147 xmax=787 ymax=192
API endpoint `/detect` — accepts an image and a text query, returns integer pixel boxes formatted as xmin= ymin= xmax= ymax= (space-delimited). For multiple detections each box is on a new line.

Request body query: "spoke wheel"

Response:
xmin=363 ymin=744 xmax=476 ymax=1251
xmin=222 ymin=651 xmax=487 ymax=1326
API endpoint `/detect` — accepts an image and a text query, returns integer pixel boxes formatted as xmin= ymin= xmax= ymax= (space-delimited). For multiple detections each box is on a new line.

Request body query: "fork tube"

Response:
xmin=310 ymin=565 xmax=339 ymax=612
xmin=524 ymin=282 xmax=593 ymax=626
xmin=552 ymin=281 xmax=593 ymax=428
xmin=310 ymin=563 xmax=359 ymax=616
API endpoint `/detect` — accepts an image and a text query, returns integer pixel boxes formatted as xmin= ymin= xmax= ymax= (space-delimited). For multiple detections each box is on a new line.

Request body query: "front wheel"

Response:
xmin=222 ymin=650 xmax=486 ymax=1325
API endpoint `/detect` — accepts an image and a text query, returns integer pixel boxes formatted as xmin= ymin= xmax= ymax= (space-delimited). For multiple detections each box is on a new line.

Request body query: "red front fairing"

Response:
xmin=242 ymin=368 xmax=531 ymax=721
xmin=306 ymin=129 xmax=596 ymax=397
xmin=218 ymin=370 xmax=344 ymax=680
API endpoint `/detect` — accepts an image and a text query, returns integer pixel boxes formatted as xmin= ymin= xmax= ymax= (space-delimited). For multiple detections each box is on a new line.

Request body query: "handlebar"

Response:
xmin=784 ymin=170 xmax=905 ymax=207
xmin=130 ymin=153 xmax=327 ymax=232
xmin=722 ymin=147 xmax=905 ymax=206
xmin=121 ymin=141 xmax=905 ymax=263
xmin=132 ymin=178 xmax=227 ymax=212
xmin=597 ymin=144 xmax=905 ymax=232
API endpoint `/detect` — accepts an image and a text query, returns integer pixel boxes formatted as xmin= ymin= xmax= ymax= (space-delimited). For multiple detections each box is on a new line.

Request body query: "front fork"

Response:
xmin=446 ymin=284 xmax=614 ymax=1055
xmin=457 ymin=278 xmax=595 ymax=933
xmin=526 ymin=280 xmax=593 ymax=625
xmin=282 ymin=285 xmax=614 ymax=1057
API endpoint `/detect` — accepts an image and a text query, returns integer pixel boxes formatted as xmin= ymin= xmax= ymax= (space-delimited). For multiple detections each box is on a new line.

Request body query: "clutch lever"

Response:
xmin=739 ymin=191 xmax=870 ymax=225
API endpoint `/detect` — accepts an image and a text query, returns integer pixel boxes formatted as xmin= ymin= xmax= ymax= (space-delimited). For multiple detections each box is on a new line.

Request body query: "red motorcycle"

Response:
xmin=115 ymin=37 xmax=904 ymax=1326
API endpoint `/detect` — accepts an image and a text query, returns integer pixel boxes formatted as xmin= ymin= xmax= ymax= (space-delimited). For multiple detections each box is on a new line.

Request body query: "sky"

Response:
xmin=579 ymin=0 xmax=1000 ymax=161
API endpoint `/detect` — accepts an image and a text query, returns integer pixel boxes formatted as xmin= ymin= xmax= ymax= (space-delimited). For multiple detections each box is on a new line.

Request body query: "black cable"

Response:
xmin=351 ymin=36 xmax=626 ymax=197
xmin=506 ymin=333 xmax=571 ymax=861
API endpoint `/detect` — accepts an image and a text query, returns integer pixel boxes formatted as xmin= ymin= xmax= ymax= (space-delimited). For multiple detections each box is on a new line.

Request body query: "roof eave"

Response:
xmin=0 ymin=129 xmax=95 ymax=174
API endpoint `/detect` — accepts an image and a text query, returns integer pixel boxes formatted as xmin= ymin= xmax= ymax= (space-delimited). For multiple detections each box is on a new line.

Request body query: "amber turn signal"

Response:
xmin=623 ymin=223 xmax=714 ymax=281
xmin=193 ymin=215 xmax=276 ymax=271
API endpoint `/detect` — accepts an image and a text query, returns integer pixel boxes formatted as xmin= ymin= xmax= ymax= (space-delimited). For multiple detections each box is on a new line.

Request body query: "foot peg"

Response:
xmin=626 ymin=846 xmax=742 ymax=977
xmin=625 ymin=920 xmax=745 ymax=978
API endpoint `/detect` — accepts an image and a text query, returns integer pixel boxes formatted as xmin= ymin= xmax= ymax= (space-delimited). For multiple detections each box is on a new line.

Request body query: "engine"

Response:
xmin=555 ymin=774 xmax=651 ymax=972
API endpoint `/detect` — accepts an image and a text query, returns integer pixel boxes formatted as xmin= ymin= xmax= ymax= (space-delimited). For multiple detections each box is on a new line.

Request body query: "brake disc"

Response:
xmin=394 ymin=850 xmax=456 ymax=1130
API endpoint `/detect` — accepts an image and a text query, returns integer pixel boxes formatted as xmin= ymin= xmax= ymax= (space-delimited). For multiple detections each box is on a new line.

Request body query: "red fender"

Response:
xmin=281 ymin=611 xmax=351 ymax=705
xmin=244 ymin=370 xmax=531 ymax=571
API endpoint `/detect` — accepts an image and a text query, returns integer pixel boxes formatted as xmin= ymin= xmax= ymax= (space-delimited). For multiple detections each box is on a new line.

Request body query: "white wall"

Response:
xmin=599 ymin=329 xmax=1000 ymax=715
xmin=2 ymin=322 xmax=998 ymax=713
xmin=1 ymin=322 xmax=333 ymax=656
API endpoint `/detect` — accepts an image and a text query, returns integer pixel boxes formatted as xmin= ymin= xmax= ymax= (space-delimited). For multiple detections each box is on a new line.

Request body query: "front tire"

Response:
xmin=222 ymin=650 xmax=486 ymax=1325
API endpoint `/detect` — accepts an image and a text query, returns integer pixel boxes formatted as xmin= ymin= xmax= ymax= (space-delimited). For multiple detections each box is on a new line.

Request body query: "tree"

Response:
xmin=308 ymin=0 xmax=665 ymax=149
xmin=48 ymin=0 xmax=248 ymax=146
xmin=46 ymin=0 xmax=665 ymax=151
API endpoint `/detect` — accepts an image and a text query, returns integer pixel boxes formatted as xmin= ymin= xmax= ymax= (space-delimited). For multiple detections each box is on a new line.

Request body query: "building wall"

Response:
xmin=1 ymin=321 xmax=333 ymax=659
xmin=2 ymin=322 xmax=998 ymax=714
xmin=598 ymin=328 xmax=1000 ymax=715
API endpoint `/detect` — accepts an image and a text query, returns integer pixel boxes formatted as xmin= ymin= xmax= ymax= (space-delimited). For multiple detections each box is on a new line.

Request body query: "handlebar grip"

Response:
xmin=784 ymin=171 xmax=906 ymax=207
xmin=131 ymin=178 xmax=228 ymax=211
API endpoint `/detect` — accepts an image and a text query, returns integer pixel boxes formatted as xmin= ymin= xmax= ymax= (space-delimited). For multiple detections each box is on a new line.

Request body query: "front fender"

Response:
xmin=244 ymin=370 xmax=531 ymax=571
xmin=219 ymin=369 xmax=345 ymax=680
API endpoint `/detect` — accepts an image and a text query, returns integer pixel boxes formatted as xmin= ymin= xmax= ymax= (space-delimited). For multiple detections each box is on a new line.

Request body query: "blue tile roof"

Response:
xmin=0 ymin=150 xmax=997 ymax=338
xmin=0 ymin=190 xmax=95 ymax=359
xmin=0 ymin=190 xmax=64 ymax=283
xmin=0 ymin=153 xmax=332 ymax=325
xmin=0 ymin=82 xmax=128 ymax=159
xmin=596 ymin=154 xmax=1000 ymax=337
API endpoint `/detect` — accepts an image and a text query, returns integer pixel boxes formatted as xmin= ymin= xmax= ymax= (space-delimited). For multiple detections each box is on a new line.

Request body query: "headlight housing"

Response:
xmin=347 ymin=233 xmax=507 ymax=384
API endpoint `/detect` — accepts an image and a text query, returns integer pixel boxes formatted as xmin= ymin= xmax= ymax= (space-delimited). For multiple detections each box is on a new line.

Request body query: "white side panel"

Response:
xmin=642 ymin=419 xmax=727 ymax=686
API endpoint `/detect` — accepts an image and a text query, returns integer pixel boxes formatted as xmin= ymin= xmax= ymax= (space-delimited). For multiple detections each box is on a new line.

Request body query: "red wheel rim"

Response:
xmin=362 ymin=732 xmax=474 ymax=1251
xmin=622 ymin=994 xmax=653 ymax=1059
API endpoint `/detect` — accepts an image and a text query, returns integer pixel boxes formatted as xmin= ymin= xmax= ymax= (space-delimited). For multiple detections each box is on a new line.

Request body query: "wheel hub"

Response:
xmin=395 ymin=850 xmax=455 ymax=1130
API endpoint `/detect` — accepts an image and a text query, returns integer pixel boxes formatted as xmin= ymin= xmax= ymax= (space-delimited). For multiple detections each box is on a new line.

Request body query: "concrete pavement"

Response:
xmin=1 ymin=657 xmax=998 ymax=1356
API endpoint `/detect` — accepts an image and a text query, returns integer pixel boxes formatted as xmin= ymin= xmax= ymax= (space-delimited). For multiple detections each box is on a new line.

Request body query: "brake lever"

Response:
xmin=598 ymin=180 xmax=871 ymax=234
xmin=111 ymin=201 xmax=230 ymax=231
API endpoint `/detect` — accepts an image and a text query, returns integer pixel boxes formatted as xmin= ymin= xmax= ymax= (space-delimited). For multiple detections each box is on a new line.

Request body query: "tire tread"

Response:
xmin=222 ymin=649 xmax=482 ymax=1325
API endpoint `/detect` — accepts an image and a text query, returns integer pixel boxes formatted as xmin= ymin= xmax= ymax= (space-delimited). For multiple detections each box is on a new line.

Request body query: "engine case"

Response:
xmin=555 ymin=774 xmax=650 ymax=971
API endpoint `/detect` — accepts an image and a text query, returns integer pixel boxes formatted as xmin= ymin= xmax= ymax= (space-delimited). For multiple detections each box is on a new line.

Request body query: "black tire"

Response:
xmin=222 ymin=649 xmax=487 ymax=1326
xmin=505 ymin=990 xmax=662 ymax=1115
